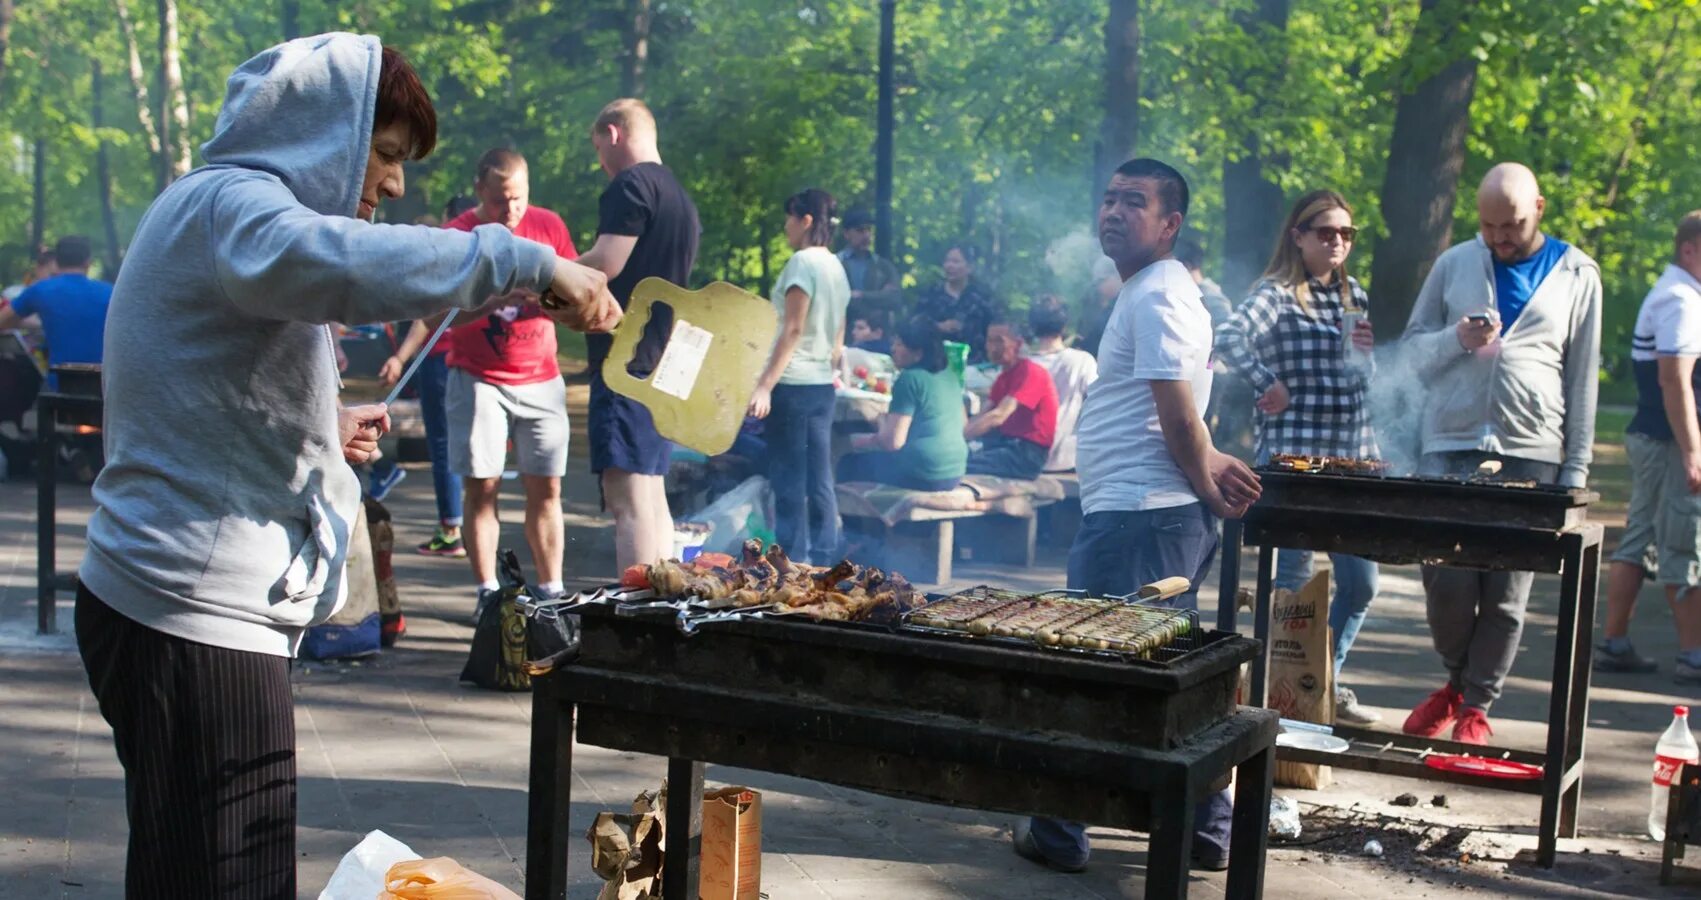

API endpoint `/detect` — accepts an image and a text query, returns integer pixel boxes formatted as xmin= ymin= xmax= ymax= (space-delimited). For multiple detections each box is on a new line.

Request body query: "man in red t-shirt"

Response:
xmin=443 ymin=148 xmax=578 ymax=616
xmin=964 ymin=319 xmax=1059 ymax=480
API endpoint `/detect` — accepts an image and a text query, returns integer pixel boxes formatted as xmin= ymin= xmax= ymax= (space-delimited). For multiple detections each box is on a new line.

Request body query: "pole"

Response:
xmin=875 ymin=0 xmax=896 ymax=261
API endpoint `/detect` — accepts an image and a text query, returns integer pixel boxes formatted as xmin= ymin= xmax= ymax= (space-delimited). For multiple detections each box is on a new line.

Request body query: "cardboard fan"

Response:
xmin=601 ymin=278 xmax=779 ymax=456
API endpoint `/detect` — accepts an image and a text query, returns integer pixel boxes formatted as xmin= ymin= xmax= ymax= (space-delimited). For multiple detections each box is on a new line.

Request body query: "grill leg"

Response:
xmin=525 ymin=682 xmax=573 ymax=900
xmin=662 ymin=757 xmax=704 ymax=900
xmin=1538 ymin=534 xmax=1586 ymax=867
xmin=1560 ymin=539 xmax=1601 ymax=838
xmin=36 ymin=400 xmax=57 ymax=635
xmin=1217 ymin=518 xmax=1242 ymax=633
xmin=1226 ymin=743 xmax=1273 ymax=899
xmin=1144 ymin=782 xmax=1195 ymax=900
xmin=1249 ymin=545 xmax=1275 ymax=709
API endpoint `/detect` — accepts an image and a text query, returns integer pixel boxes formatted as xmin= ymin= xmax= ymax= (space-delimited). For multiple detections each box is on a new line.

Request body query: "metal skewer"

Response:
xmin=380 ymin=310 xmax=460 ymax=408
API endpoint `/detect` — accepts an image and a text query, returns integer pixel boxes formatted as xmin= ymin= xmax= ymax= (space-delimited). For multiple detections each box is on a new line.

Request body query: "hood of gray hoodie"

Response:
xmin=81 ymin=33 xmax=558 ymax=656
xmin=201 ymin=31 xmax=378 ymax=217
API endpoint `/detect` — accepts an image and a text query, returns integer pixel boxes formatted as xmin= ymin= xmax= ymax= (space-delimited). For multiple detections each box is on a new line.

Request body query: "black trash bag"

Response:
xmin=460 ymin=549 xmax=577 ymax=691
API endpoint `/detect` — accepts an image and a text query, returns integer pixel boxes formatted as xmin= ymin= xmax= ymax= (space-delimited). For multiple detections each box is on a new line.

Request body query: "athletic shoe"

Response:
xmin=1451 ymin=707 xmax=1494 ymax=745
xmin=368 ymin=466 xmax=407 ymax=502
xmin=1190 ymin=850 xmax=1230 ymax=872
xmin=1676 ymin=660 xmax=1701 ymax=686
xmin=470 ymin=588 xmax=500 ymax=626
xmin=417 ymin=530 xmax=467 ymax=558
xmin=1402 ymin=684 xmax=1463 ymax=737
xmin=1334 ymin=686 xmax=1383 ymax=726
xmin=1010 ymin=819 xmax=1088 ymax=874
xmin=1593 ymin=640 xmax=1658 ymax=674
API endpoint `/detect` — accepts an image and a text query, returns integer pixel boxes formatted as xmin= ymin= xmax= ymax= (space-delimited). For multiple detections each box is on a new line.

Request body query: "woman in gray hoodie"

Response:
xmin=75 ymin=34 xmax=617 ymax=896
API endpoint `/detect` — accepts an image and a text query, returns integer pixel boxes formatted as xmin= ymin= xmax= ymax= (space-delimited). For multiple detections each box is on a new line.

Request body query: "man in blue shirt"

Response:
xmin=0 ymin=235 xmax=113 ymax=389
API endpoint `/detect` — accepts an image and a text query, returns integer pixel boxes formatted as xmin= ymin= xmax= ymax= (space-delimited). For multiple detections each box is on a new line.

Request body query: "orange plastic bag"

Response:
xmin=379 ymin=857 xmax=522 ymax=900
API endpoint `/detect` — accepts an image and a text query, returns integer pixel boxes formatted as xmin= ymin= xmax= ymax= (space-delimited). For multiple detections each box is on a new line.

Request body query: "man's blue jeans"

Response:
xmin=415 ymin=352 xmax=463 ymax=526
xmin=1026 ymin=504 xmax=1234 ymax=868
xmin=1275 ymin=550 xmax=1378 ymax=678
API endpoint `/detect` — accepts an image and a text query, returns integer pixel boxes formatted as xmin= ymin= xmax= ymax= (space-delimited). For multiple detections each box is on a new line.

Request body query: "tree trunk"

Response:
xmin=158 ymin=0 xmax=192 ymax=179
xmin=1094 ymin=0 xmax=1140 ymax=196
xmin=621 ymin=0 xmax=651 ymax=97
xmin=1220 ymin=0 xmax=1291 ymax=298
xmin=281 ymin=0 xmax=300 ymax=40
xmin=0 ymin=0 xmax=15 ymax=106
xmin=94 ymin=62 xmax=123 ymax=274
xmin=31 ymin=138 xmax=45 ymax=251
xmin=116 ymin=0 xmax=165 ymax=190
xmin=1368 ymin=0 xmax=1480 ymax=333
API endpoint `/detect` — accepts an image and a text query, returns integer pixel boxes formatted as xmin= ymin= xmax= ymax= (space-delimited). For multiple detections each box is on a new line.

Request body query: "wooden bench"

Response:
xmin=836 ymin=476 xmax=1066 ymax=584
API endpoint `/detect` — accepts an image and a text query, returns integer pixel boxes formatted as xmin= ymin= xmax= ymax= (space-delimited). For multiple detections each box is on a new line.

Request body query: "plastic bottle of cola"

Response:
xmin=1650 ymin=705 xmax=1699 ymax=841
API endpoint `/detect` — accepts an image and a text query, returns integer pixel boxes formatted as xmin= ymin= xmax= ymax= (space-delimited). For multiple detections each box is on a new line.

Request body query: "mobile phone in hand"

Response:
xmin=1467 ymin=314 xmax=1494 ymax=327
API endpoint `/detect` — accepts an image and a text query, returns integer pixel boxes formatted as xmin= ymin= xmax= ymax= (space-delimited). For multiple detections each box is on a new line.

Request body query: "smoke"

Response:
xmin=1044 ymin=226 xmax=1106 ymax=296
xmin=1364 ymin=341 xmax=1428 ymax=476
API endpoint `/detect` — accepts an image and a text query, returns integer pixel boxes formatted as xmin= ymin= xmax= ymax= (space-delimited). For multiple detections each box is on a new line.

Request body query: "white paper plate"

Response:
xmin=1277 ymin=731 xmax=1350 ymax=753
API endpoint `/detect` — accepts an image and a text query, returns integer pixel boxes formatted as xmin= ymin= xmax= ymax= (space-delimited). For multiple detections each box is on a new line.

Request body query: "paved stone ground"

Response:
xmin=3 ymin=398 xmax=1701 ymax=897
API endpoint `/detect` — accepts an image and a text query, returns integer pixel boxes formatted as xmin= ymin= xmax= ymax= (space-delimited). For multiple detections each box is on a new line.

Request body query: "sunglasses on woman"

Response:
xmin=1308 ymin=225 xmax=1358 ymax=242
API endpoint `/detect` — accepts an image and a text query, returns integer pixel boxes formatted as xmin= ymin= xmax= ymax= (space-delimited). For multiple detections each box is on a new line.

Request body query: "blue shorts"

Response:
xmin=588 ymin=379 xmax=673 ymax=476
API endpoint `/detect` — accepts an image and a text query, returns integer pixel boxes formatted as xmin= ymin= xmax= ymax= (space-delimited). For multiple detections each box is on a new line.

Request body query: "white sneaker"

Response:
xmin=1335 ymin=686 xmax=1383 ymax=726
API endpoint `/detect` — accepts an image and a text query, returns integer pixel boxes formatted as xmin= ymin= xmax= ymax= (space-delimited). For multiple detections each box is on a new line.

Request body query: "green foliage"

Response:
xmin=1 ymin=0 xmax=1698 ymax=374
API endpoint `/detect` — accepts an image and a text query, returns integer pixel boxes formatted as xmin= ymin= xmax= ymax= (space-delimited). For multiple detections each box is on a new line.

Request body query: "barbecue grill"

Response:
xmin=527 ymin=585 xmax=1278 ymax=899
xmin=1219 ymin=464 xmax=1603 ymax=868
xmin=35 ymin=362 xmax=103 ymax=634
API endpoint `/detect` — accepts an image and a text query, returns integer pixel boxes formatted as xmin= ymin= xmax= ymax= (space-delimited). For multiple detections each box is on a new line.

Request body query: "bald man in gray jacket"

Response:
xmin=1398 ymin=162 xmax=1601 ymax=746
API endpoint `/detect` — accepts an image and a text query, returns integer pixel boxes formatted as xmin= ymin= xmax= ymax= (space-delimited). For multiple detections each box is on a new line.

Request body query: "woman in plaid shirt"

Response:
xmin=1217 ymin=189 xmax=1382 ymax=726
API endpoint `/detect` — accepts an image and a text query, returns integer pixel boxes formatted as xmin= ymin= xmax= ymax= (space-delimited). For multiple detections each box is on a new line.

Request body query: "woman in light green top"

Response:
xmin=839 ymin=317 xmax=967 ymax=492
xmin=747 ymin=188 xmax=851 ymax=564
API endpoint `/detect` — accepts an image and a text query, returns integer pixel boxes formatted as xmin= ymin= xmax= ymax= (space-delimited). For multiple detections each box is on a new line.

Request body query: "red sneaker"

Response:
xmin=1402 ymin=684 xmax=1463 ymax=737
xmin=1451 ymin=707 xmax=1494 ymax=745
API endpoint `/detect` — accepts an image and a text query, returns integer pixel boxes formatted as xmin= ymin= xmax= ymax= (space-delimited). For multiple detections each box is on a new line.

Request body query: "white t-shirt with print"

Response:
xmin=1076 ymin=258 xmax=1213 ymax=514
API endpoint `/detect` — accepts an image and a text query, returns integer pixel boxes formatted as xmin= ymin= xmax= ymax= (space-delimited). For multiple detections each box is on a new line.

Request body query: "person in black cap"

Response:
xmin=837 ymin=208 xmax=902 ymax=313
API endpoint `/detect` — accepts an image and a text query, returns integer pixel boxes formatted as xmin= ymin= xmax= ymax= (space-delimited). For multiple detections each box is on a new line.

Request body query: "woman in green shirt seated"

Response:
xmin=837 ymin=318 xmax=967 ymax=492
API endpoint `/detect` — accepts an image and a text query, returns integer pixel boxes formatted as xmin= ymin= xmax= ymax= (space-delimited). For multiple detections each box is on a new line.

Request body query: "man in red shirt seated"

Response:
xmin=964 ymin=319 xmax=1059 ymax=480
xmin=443 ymin=148 xmax=577 ymax=616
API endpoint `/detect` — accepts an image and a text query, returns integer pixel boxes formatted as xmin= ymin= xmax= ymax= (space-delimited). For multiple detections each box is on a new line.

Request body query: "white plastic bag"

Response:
xmin=319 ymin=829 xmax=420 ymax=900
xmin=687 ymin=475 xmax=774 ymax=556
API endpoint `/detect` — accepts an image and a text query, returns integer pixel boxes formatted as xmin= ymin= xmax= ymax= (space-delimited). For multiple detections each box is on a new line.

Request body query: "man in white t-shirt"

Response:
xmin=1597 ymin=210 xmax=1701 ymax=684
xmin=1025 ymin=294 xmax=1097 ymax=472
xmin=1013 ymin=159 xmax=1262 ymax=875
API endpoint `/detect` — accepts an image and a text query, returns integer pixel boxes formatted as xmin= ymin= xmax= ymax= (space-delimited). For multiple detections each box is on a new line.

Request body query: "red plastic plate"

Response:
xmin=1424 ymin=754 xmax=1544 ymax=780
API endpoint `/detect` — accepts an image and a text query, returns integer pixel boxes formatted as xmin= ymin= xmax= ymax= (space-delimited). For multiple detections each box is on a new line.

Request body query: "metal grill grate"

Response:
xmin=898 ymin=587 xmax=1206 ymax=666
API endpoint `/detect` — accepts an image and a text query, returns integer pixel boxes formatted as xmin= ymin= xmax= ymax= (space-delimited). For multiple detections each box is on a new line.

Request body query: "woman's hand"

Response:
xmin=1351 ymin=317 xmax=1374 ymax=352
xmin=339 ymin=403 xmax=389 ymax=465
xmin=1256 ymin=380 xmax=1291 ymax=416
xmin=543 ymin=258 xmax=622 ymax=333
xmin=378 ymin=355 xmax=404 ymax=387
xmin=747 ymin=384 xmax=772 ymax=419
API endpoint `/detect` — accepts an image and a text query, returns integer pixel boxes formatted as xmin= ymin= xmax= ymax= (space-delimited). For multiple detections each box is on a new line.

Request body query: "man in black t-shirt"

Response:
xmin=577 ymin=98 xmax=702 ymax=570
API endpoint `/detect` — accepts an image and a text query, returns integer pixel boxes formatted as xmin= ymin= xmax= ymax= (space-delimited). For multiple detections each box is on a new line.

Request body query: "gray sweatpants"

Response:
xmin=1418 ymin=451 xmax=1561 ymax=711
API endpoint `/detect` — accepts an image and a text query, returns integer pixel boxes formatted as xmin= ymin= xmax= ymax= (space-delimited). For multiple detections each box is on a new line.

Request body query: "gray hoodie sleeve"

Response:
xmin=1400 ymin=254 xmax=1467 ymax=380
xmin=208 ymin=175 xmax=557 ymax=326
xmin=1559 ymin=264 xmax=1603 ymax=488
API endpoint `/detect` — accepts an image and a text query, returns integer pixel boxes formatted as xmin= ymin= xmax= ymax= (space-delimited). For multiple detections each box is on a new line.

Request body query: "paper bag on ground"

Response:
xmin=588 ymin=785 xmax=667 ymax=900
xmin=1268 ymin=569 xmax=1334 ymax=789
xmin=701 ymin=787 xmax=762 ymax=900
